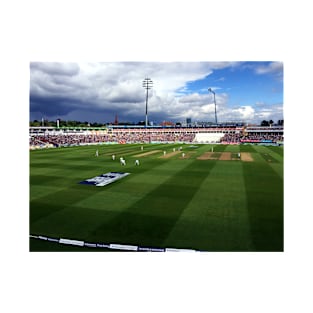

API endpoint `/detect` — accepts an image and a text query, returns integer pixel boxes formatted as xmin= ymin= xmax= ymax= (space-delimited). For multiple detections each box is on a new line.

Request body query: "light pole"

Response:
xmin=142 ymin=77 xmax=153 ymax=127
xmin=208 ymin=88 xmax=217 ymax=124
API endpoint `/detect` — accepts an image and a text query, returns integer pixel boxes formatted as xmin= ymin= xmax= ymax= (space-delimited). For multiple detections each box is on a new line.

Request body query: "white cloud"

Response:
xmin=30 ymin=62 xmax=236 ymax=122
xmin=30 ymin=62 xmax=80 ymax=76
xmin=233 ymin=106 xmax=255 ymax=119
xmin=29 ymin=61 xmax=282 ymax=124
xmin=178 ymin=93 xmax=210 ymax=104
xmin=254 ymin=61 xmax=283 ymax=75
xmin=254 ymin=103 xmax=283 ymax=122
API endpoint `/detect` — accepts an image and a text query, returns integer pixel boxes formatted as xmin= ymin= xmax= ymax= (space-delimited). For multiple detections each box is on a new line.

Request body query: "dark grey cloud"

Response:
xmin=30 ymin=95 xmax=83 ymax=116
xmin=29 ymin=62 xmax=283 ymax=124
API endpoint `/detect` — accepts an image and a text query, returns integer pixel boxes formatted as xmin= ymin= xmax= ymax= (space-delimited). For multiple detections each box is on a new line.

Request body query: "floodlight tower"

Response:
xmin=142 ymin=77 xmax=153 ymax=127
xmin=208 ymin=88 xmax=218 ymax=124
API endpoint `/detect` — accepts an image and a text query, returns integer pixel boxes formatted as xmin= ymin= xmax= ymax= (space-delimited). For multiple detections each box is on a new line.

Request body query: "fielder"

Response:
xmin=112 ymin=154 xmax=115 ymax=161
xmin=135 ymin=159 xmax=140 ymax=166
xmin=95 ymin=149 xmax=99 ymax=157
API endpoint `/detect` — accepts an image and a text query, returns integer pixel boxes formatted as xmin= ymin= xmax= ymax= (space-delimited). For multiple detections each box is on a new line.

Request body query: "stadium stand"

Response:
xmin=29 ymin=125 xmax=283 ymax=148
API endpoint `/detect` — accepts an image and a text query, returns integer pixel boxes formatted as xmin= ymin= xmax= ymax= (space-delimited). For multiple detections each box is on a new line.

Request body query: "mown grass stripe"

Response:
xmin=87 ymin=159 xmax=217 ymax=247
xmin=164 ymin=159 xmax=254 ymax=251
xmin=242 ymin=160 xmax=283 ymax=251
xmin=30 ymin=207 xmax=122 ymax=240
xmin=30 ymin=154 xmax=194 ymax=238
xmin=30 ymin=143 xmax=284 ymax=252
xmin=266 ymin=145 xmax=284 ymax=157
xmin=252 ymin=145 xmax=284 ymax=179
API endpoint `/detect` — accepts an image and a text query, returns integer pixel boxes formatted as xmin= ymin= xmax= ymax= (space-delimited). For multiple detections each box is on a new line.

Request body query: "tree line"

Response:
xmin=30 ymin=120 xmax=105 ymax=128
xmin=30 ymin=119 xmax=144 ymax=127
xmin=260 ymin=119 xmax=284 ymax=126
xmin=29 ymin=119 xmax=284 ymax=127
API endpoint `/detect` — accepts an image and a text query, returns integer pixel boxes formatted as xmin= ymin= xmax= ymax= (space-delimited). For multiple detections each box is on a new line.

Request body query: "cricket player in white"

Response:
xmin=182 ymin=153 xmax=185 ymax=158
xmin=163 ymin=151 xmax=166 ymax=156
xmin=95 ymin=149 xmax=99 ymax=157
xmin=112 ymin=154 xmax=115 ymax=160
xmin=135 ymin=159 xmax=140 ymax=166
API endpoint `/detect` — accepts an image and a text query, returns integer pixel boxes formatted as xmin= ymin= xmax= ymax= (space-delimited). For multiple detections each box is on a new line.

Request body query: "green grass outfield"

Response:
xmin=29 ymin=143 xmax=283 ymax=252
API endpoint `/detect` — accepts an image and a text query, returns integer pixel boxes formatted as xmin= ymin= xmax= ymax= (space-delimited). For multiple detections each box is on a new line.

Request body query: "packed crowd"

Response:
xmin=29 ymin=132 xmax=196 ymax=147
xmin=220 ymin=133 xmax=283 ymax=143
xmin=220 ymin=133 xmax=242 ymax=143
xmin=240 ymin=134 xmax=284 ymax=142
xmin=30 ymin=134 xmax=109 ymax=147
xmin=29 ymin=128 xmax=284 ymax=148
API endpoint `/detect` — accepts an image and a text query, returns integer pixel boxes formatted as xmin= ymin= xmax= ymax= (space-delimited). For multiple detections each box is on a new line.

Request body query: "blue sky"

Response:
xmin=181 ymin=62 xmax=283 ymax=110
xmin=190 ymin=63 xmax=283 ymax=101
xmin=30 ymin=61 xmax=283 ymax=125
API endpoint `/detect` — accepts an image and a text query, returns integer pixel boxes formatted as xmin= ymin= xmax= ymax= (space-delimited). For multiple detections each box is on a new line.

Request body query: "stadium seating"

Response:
xmin=29 ymin=125 xmax=283 ymax=148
